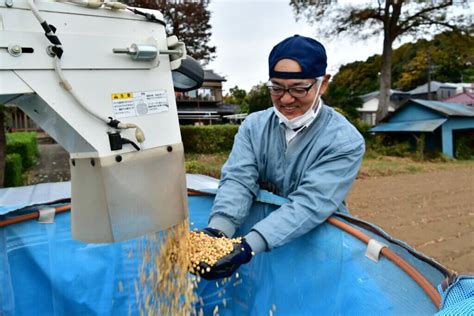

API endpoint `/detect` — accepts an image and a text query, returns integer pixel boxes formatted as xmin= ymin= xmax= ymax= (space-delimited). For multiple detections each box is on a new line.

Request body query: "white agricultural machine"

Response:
xmin=0 ymin=0 xmax=204 ymax=242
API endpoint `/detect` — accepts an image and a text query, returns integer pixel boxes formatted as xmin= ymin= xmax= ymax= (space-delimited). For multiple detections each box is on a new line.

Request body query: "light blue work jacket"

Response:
xmin=210 ymin=104 xmax=365 ymax=249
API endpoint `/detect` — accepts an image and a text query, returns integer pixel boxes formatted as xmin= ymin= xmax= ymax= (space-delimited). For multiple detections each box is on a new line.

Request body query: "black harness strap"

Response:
xmin=40 ymin=21 xmax=63 ymax=58
xmin=127 ymin=7 xmax=166 ymax=27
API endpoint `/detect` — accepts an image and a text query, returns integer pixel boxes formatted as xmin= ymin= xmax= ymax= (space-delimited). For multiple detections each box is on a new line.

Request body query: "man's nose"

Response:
xmin=280 ymin=91 xmax=295 ymax=104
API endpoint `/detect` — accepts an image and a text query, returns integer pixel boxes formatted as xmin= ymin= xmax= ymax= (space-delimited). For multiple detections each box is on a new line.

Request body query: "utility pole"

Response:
xmin=427 ymin=51 xmax=432 ymax=100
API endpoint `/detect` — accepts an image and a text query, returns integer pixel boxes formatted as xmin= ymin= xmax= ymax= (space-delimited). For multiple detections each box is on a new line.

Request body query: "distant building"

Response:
xmin=443 ymin=82 xmax=474 ymax=94
xmin=357 ymin=89 xmax=410 ymax=126
xmin=408 ymin=81 xmax=457 ymax=101
xmin=7 ymin=104 xmax=40 ymax=132
xmin=370 ymin=99 xmax=474 ymax=158
xmin=176 ymin=70 xmax=240 ymax=125
xmin=442 ymin=91 xmax=474 ymax=107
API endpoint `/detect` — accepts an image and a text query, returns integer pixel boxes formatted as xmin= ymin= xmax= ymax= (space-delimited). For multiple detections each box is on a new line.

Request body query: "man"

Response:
xmin=198 ymin=35 xmax=365 ymax=280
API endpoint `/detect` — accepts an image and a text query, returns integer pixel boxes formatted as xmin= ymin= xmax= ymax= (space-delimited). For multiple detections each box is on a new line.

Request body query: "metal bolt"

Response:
xmin=167 ymin=145 xmax=173 ymax=152
xmin=5 ymin=0 xmax=13 ymax=7
xmin=115 ymin=155 xmax=122 ymax=162
xmin=112 ymin=44 xmax=158 ymax=60
xmin=159 ymin=49 xmax=181 ymax=55
xmin=90 ymin=159 xmax=95 ymax=167
xmin=7 ymin=45 xmax=22 ymax=57
xmin=112 ymin=48 xmax=132 ymax=54
xmin=46 ymin=45 xmax=56 ymax=57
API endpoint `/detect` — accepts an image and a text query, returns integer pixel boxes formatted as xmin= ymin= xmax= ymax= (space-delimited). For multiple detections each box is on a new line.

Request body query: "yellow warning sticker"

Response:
xmin=111 ymin=92 xmax=133 ymax=100
xmin=111 ymin=90 xmax=169 ymax=119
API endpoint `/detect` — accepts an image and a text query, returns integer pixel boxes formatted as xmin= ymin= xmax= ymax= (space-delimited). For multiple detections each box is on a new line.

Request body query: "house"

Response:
xmin=442 ymin=91 xmax=474 ymax=106
xmin=7 ymin=104 xmax=39 ymax=132
xmin=176 ymin=70 xmax=240 ymax=125
xmin=444 ymin=82 xmax=474 ymax=94
xmin=408 ymin=81 xmax=457 ymax=100
xmin=370 ymin=99 xmax=474 ymax=158
xmin=357 ymin=89 xmax=410 ymax=126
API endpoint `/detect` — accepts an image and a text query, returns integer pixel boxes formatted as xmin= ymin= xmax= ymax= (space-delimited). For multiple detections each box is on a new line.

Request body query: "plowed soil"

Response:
xmin=347 ymin=167 xmax=474 ymax=273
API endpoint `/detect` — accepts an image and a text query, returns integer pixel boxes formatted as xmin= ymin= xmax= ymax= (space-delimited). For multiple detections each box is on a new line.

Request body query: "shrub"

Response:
xmin=6 ymin=132 xmax=39 ymax=169
xmin=366 ymin=135 xmax=411 ymax=157
xmin=334 ymin=107 xmax=373 ymax=140
xmin=4 ymin=153 xmax=23 ymax=187
xmin=352 ymin=119 xmax=373 ymax=140
xmin=455 ymin=133 xmax=474 ymax=160
xmin=414 ymin=134 xmax=426 ymax=161
xmin=181 ymin=125 xmax=239 ymax=154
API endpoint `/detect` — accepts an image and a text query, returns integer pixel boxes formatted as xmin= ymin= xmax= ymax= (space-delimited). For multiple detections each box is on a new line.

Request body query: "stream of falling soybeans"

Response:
xmin=133 ymin=220 xmax=197 ymax=316
xmin=127 ymin=221 xmax=248 ymax=315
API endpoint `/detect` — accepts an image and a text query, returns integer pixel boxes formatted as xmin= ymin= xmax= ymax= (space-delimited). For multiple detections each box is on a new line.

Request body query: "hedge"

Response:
xmin=455 ymin=132 xmax=474 ymax=160
xmin=6 ymin=132 xmax=39 ymax=169
xmin=5 ymin=153 xmax=23 ymax=187
xmin=181 ymin=125 xmax=239 ymax=154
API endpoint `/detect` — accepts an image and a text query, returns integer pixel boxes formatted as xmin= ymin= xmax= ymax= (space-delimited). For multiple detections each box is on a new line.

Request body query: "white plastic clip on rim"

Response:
xmin=365 ymin=239 xmax=388 ymax=263
xmin=38 ymin=208 xmax=56 ymax=224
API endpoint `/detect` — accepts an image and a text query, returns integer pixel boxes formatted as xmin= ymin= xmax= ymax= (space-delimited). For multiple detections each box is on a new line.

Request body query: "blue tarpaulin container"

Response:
xmin=1 ymin=177 xmax=472 ymax=315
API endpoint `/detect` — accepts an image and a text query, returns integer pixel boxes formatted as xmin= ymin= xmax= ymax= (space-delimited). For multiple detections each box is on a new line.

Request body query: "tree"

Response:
xmin=322 ymin=30 xmax=473 ymax=117
xmin=224 ymin=86 xmax=250 ymax=113
xmin=126 ymin=0 xmax=216 ymax=64
xmin=291 ymin=0 xmax=472 ymax=122
xmin=396 ymin=31 xmax=474 ymax=88
xmin=223 ymin=83 xmax=271 ymax=114
xmin=245 ymin=83 xmax=272 ymax=114
xmin=224 ymin=86 xmax=247 ymax=105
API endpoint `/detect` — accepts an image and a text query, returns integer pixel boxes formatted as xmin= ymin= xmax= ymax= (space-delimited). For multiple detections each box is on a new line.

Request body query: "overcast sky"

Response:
xmin=205 ymin=0 xmax=471 ymax=93
xmin=206 ymin=0 xmax=384 ymax=92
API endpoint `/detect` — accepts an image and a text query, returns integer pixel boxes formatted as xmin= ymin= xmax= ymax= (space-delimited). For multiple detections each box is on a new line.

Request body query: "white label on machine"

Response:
xmin=111 ymin=90 xmax=169 ymax=118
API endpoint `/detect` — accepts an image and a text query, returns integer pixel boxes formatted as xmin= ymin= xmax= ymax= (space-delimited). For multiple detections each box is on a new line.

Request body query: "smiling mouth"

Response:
xmin=280 ymin=105 xmax=299 ymax=112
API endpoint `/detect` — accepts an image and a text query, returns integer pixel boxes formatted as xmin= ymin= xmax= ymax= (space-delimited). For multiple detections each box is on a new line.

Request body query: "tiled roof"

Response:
xmin=411 ymin=99 xmax=474 ymax=117
xmin=441 ymin=92 xmax=474 ymax=105
xmin=408 ymin=81 xmax=456 ymax=94
xmin=370 ymin=118 xmax=447 ymax=132
xmin=204 ymin=70 xmax=226 ymax=82
xmin=360 ymin=89 xmax=407 ymax=102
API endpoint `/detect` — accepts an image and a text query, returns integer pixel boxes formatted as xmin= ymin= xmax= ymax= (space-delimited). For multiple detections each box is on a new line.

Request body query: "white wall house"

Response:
xmin=357 ymin=89 xmax=408 ymax=126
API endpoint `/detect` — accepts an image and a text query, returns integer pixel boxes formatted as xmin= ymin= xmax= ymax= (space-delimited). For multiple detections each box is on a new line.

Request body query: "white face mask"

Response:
xmin=274 ymin=79 xmax=323 ymax=130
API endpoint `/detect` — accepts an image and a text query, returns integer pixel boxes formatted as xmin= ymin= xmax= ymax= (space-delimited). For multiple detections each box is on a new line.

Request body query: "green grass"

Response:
xmin=184 ymin=152 xmax=230 ymax=179
xmin=359 ymin=156 xmax=474 ymax=178
xmin=185 ymin=151 xmax=474 ymax=179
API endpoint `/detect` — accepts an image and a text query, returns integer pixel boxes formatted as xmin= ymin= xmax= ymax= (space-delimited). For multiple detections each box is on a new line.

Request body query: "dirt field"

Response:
xmin=28 ymin=144 xmax=473 ymax=273
xmin=348 ymin=167 xmax=474 ymax=273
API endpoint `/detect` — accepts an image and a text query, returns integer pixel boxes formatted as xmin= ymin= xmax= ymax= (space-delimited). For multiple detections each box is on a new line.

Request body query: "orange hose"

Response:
xmin=0 ymin=205 xmax=71 ymax=228
xmin=327 ymin=217 xmax=441 ymax=308
xmin=187 ymin=189 xmax=214 ymax=196
xmin=0 ymin=192 xmax=442 ymax=309
xmin=0 ymin=212 xmax=39 ymax=227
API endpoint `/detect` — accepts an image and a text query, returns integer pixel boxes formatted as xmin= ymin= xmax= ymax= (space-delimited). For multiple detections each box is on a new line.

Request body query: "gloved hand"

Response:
xmin=198 ymin=239 xmax=253 ymax=280
xmin=200 ymin=227 xmax=227 ymax=238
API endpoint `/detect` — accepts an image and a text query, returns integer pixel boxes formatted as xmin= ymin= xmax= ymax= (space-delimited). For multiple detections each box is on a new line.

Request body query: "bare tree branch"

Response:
xmin=398 ymin=0 xmax=453 ymax=30
xmin=389 ymin=1 xmax=403 ymax=42
xmin=419 ymin=15 xmax=460 ymax=32
xmin=397 ymin=12 xmax=459 ymax=37
xmin=377 ymin=0 xmax=383 ymax=17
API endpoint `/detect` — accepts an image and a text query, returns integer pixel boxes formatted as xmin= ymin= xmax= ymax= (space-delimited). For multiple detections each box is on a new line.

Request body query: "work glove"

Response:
xmin=198 ymin=238 xmax=253 ymax=280
xmin=200 ymin=227 xmax=227 ymax=238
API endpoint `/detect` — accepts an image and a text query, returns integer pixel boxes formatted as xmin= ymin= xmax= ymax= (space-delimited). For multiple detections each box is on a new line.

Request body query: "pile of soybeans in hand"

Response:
xmin=132 ymin=223 xmax=243 ymax=315
xmin=188 ymin=230 xmax=242 ymax=275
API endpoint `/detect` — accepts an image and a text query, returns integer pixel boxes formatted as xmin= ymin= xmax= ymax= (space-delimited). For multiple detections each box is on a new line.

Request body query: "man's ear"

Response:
xmin=320 ymin=74 xmax=331 ymax=94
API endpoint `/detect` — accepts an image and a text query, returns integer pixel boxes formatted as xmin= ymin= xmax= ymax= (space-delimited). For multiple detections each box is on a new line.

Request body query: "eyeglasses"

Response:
xmin=266 ymin=79 xmax=319 ymax=98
